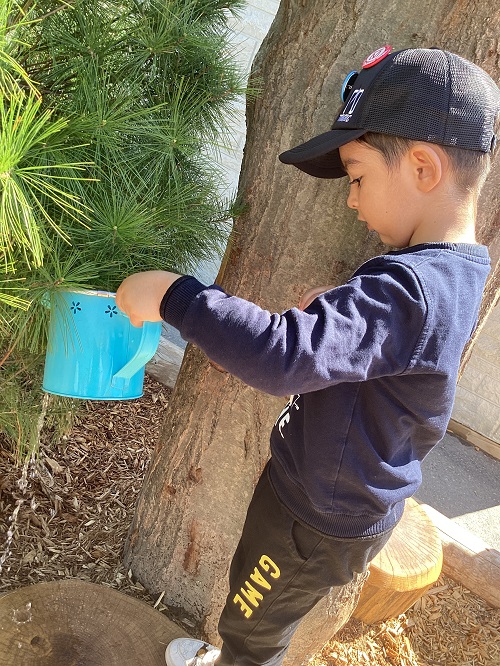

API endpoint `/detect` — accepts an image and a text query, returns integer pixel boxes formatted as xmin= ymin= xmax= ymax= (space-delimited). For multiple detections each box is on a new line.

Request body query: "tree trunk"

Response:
xmin=123 ymin=0 xmax=500 ymax=655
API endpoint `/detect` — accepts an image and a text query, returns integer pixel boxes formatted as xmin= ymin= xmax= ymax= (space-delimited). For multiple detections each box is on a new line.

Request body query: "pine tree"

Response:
xmin=0 ymin=0 xmax=246 ymax=458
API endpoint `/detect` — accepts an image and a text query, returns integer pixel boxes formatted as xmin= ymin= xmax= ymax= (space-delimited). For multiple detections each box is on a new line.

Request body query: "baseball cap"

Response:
xmin=279 ymin=46 xmax=500 ymax=178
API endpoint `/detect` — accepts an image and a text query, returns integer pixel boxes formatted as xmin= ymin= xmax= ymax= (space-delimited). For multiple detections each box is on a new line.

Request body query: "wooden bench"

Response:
xmin=353 ymin=499 xmax=443 ymax=624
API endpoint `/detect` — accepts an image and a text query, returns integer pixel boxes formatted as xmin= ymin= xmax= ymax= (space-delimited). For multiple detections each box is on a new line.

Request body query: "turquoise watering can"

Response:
xmin=42 ymin=289 xmax=162 ymax=400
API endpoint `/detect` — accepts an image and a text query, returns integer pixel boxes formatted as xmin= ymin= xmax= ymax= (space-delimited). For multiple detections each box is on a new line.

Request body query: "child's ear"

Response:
xmin=407 ymin=143 xmax=447 ymax=192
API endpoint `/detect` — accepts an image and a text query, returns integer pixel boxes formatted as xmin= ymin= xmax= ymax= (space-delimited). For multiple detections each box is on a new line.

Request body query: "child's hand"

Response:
xmin=116 ymin=271 xmax=181 ymax=327
xmin=298 ymin=285 xmax=334 ymax=311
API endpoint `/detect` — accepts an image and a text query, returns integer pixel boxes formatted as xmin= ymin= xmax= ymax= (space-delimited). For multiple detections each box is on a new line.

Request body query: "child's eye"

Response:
xmin=349 ymin=177 xmax=361 ymax=186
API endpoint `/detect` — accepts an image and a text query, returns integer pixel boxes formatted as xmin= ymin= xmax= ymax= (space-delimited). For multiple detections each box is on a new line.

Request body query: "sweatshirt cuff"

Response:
xmin=159 ymin=276 xmax=207 ymax=331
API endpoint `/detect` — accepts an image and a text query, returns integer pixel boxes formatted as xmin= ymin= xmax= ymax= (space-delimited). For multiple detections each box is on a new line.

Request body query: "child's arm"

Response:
xmin=117 ymin=264 xmax=425 ymax=397
xmin=156 ymin=267 xmax=426 ymax=397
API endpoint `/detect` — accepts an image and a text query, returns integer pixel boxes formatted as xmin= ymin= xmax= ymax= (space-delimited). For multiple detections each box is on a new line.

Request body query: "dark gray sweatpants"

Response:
xmin=217 ymin=464 xmax=393 ymax=666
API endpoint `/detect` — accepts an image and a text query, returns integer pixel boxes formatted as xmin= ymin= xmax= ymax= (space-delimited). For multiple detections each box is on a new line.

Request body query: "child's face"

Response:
xmin=339 ymin=140 xmax=419 ymax=248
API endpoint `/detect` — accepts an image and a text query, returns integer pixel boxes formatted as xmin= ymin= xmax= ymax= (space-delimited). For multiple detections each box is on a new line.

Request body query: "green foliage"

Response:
xmin=0 ymin=0 xmax=39 ymax=97
xmin=0 ymin=0 xmax=247 ymax=458
xmin=0 ymin=92 xmax=92 ymax=269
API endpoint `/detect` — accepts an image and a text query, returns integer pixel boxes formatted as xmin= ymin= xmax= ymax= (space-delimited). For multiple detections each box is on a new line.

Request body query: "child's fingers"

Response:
xmin=298 ymin=293 xmax=313 ymax=310
xmin=299 ymin=286 xmax=332 ymax=310
xmin=129 ymin=315 xmax=144 ymax=328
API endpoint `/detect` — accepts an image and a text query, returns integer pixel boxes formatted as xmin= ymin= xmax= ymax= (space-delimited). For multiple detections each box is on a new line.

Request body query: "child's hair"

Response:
xmin=357 ymin=120 xmax=499 ymax=195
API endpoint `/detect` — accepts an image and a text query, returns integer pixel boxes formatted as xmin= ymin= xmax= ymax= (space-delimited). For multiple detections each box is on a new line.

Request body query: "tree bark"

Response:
xmin=123 ymin=0 xmax=500 ymax=654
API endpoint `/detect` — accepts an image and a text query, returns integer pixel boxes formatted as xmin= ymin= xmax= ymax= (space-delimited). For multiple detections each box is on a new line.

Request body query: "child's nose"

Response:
xmin=347 ymin=187 xmax=358 ymax=210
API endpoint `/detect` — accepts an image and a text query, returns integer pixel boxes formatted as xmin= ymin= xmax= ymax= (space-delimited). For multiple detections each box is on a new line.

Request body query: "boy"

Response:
xmin=116 ymin=47 xmax=499 ymax=666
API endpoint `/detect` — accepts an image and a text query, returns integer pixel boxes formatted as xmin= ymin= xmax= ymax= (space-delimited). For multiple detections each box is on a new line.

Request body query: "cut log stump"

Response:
xmin=353 ymin=500 xmax=443 ymax=624
xmin=0 ymin=579 xmax=187 ymax=665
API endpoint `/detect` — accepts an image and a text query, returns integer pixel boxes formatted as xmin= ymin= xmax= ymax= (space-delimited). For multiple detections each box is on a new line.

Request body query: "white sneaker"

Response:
xmin=165 ymin=638 xmax=221 ymax=666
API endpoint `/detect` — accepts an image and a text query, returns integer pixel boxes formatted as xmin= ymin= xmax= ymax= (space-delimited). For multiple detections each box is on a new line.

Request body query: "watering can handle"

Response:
xmin=111 ymin=322 xmax=161 ymax=388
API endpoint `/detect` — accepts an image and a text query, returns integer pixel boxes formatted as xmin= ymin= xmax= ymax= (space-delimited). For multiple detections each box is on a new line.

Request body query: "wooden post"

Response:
xmin=353 ymin=501 xmax=443 ymax=624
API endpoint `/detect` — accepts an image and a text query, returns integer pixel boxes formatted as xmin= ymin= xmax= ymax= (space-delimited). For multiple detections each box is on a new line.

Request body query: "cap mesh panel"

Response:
xmin=360 ymin=49 xmax=498 ymax=151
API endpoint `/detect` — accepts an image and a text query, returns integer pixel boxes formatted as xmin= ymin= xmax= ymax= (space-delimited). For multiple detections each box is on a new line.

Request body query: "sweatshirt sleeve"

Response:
xmin=160 ymin=262 xmax=427 ymax=397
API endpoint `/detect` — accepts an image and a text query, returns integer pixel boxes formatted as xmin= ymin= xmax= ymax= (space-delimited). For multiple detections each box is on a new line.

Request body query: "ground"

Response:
xmin=1 ymin=376 xmax=499 ymax=665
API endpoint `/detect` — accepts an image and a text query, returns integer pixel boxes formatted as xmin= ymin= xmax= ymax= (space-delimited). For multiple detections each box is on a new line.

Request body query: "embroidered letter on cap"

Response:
xmin=338 ymin=89 xmax=364 ymax=122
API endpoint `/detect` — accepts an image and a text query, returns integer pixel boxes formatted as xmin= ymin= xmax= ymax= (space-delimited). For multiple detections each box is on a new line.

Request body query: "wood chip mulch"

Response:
xmin=311 ymin=578 xmax=499 ymax=666
xmin=0 ymin=377 xmax=167 ymax=614
xmin=1 ymin=375 xmax=499 ymax=665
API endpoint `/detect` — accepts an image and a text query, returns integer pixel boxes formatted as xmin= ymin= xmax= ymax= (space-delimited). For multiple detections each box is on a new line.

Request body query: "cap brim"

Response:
xmin=279 ymin=128 xmax=366 ymax=178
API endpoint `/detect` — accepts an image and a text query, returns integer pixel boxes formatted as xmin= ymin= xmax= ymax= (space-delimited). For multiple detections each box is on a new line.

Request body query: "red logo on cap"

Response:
xmin=362 ymin=45 xmax=392 ymax=69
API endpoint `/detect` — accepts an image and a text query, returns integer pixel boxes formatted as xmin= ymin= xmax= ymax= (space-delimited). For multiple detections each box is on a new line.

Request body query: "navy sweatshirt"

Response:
xmin=161 ymin=243 xmax=490 ymax=538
